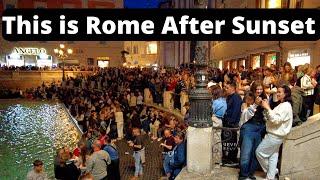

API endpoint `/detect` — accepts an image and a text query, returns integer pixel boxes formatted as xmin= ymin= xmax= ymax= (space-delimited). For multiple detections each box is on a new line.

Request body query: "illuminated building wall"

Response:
xmin=0 ymin=0 xmax=124 ymax=67
xmin=210 ymin=0 xmax=320 ymax=69
xmin=123 ymin=41 xmax=159 ymax=67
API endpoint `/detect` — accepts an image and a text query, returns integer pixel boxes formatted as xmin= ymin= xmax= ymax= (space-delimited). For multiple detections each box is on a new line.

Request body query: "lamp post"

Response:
xmin=185 ymin=0 xmax=214 ymax=175
xmin=54 ymin=44 xmax=73 ymax=81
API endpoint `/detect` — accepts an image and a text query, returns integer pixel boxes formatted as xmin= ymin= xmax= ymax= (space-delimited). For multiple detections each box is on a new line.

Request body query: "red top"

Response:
xmin=73 ymin=147 xmax=81 ymax=157
xmin=167 ymin=81 xmax=177 ymax=91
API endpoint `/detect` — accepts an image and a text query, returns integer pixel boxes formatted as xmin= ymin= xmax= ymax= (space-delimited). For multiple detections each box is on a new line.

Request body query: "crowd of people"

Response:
xmin=23 ymin=67 xmax=192 ymax=180
xmin=208 ymin=62 xmax=320 ymax=180
xmin=6 ymin=62 xmax=320 ymax=180
xmin=0 ymin=65 xmax=96 ymax=71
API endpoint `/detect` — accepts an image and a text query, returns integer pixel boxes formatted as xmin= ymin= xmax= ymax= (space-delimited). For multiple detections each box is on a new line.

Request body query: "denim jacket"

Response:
xmin=169 ymin=141 xmax=186 ymax=169
xmin=212 ymin=98 xmax=227 ymax=119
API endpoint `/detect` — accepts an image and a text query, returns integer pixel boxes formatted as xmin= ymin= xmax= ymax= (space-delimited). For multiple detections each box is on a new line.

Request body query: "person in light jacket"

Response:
xmin=256 ymin=85 xmax=293 ymax=180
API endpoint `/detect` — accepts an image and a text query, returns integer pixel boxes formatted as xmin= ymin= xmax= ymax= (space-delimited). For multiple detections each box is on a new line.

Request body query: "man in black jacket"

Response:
xmin=222 ymin=81 xmax=242 ymax=167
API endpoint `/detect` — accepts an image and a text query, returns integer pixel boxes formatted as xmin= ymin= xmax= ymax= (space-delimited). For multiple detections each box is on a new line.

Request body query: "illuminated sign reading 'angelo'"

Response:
xmin=13 ymin=47 xmax=47 ymax=55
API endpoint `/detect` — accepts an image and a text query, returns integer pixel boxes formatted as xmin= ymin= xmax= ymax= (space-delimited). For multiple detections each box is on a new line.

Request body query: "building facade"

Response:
xmin=210 ymin=0 xmax=320 ymax=69
xmin=0 ymin=0 xmax=124 ymax=68
xmin=123 ymin=41 xmax=159 ymax=67
xmin=159 ymin=0 xmax=194 ymax=67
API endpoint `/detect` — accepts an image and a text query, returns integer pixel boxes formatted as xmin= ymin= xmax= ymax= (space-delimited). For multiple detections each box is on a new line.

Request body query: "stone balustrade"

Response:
xmin=0 ymin=70 xmax=93 ymax=89
xmin=280 ymin=113 xmax=320 ymax=180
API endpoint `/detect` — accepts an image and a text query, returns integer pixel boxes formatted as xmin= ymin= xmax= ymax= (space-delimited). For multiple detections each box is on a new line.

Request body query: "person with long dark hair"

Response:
xmin=239 ymin=81 xmax=267 ymax=180
xmin=256 ymin=85 xmax=293 ymax=180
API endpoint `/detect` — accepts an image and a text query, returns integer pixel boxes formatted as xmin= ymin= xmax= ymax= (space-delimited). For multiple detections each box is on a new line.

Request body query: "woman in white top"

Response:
xmin=300 ymin=66 xmax=317 ymax=120
xmin=114 ymin=105 xmax=124 ymax=140
xmin=256 ymin=85 xmax=293 ymax=180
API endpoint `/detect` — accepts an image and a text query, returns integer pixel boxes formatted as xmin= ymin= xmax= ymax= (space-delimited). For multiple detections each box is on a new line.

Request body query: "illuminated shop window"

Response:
xmin=219 ymin=60 xmax=223 ymax=69
xmin=266 ymin=53 xmax=277 ymax=67
xmin=252 ymin=55 xmax=261 ymax=69
xmin=265 ymin=0 xmax=291 ymax=8
xmin=287 ymin=49 xmax=310 ymax=68
xmin=98 ymin=60 xmax=109 ymax=68
xmin=240 ymin=60 xmax=246 ymax=68
xmin=146 ymin=42 xmax=157 ymax=54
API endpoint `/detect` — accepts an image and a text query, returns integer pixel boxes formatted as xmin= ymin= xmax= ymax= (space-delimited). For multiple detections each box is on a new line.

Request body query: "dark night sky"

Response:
xmin=124 ymin=0 xmax=167 ymax=8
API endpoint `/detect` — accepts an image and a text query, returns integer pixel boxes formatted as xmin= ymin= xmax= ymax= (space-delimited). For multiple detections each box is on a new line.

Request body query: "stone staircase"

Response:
xmin=176 ymin=113 xmax=320 ymax=180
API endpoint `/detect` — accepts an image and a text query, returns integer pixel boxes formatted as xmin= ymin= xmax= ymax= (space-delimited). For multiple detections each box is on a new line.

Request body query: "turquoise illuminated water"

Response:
xmin=0 ymin=100 xmax=81 ymax=180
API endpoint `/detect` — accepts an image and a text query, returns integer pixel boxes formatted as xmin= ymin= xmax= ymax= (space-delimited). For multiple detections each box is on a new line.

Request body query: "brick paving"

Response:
xmin=115 ymin=135 xmax=164 ymax=180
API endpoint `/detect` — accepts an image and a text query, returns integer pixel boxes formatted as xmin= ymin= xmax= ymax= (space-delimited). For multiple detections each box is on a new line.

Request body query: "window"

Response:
xmin=296 ymin=0 xmax=303 ymax=8
xmin=240 ymin=59 xmax=246 ymax=68
xmin=265 ymin=0 xmax=290 ymax=8
xmin=126 ymin=47 xmax=131 ymax=53
xmin=287 ymin=49 xmax=310 ymax=68
xmin=97 ymin=60 xmax=109 ymax=68
xmin=133 ymin=45 xmax=139 ymax=54
xmin=87 ymin=58 xmax=94 ymax=66
xmin=6 ymin=4 xmax=15 ymax=9
xmin=265 ymin=53 xmax=277 ymax=67
xmin=219 ymin=60 xmax=223 ymax=69
xmin=146 ymin=42 xmax=157 ymax=54
xmin=252 ymin=55 xmax=261 ymax=69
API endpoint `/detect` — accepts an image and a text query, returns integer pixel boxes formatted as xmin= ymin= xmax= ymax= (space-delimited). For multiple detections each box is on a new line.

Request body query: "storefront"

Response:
xmin=265 ymin=52 xmax=277 ymax=67
xmin=231 ymin=60 xmax=237 ymax=69
xmin=239 ymin=59 xmax=246 ymax=68
xmin=97 ymin=57 xmax=110 ymax=68
xmin=287 ymin=49 xmax=311 ymax=68
xmin=5 ymin=47 xmax=53 ymax=67
xmin=252 ymin=54 xmax=261 ymax=69
xmin=218 ymin=60 xmax=223 ymax=69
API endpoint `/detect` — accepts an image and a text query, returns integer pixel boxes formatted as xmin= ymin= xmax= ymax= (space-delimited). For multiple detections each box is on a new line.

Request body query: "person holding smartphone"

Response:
xmin=256 ymin=85 xmax=293 ymax=180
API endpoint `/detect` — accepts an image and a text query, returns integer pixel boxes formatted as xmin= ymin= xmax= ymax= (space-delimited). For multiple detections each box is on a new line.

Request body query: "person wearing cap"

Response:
xmin=168 ymin=132 xmax=186 ymax=180
xmin=27 ymin=160 xmax=48 ymax=180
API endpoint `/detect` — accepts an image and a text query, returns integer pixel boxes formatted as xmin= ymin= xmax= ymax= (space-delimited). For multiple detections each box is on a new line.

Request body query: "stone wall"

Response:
xmin=280 ymin=113 xmax=320 ymax=180
xmin=0 ymin=71 xmax=93 ymax=90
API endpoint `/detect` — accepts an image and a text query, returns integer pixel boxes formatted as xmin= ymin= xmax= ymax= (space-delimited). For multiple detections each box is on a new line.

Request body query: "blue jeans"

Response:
xmin=133 ymin=151 xmax=143 ymax=176
xmin=239 ymin=122 xmax=265 ymax=177
xmin=163 ymin=153 xmax=171 ymax=174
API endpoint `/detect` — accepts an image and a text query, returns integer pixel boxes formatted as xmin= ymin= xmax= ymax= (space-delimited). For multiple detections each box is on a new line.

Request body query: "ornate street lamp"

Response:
xmin=188 ymin=42 xmax=212 ymax=128
xmin=54 ymin=44 xmax=73 ymax=81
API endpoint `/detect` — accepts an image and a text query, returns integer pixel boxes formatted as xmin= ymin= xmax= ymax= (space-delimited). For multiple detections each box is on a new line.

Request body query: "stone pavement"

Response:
xmin=176 ymin=167 xmax=265 ymax=180
xmin=115 ymin=134 xmax=268 ymax=180
xmin=115 ymin=135 xmax=164 ymax=180
xmin=115 ymin=134 xmax=266 ymax=180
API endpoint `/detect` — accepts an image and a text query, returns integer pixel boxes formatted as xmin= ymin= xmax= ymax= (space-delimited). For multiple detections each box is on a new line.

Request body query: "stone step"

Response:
xmin=176 ymin=167 xmax=266 ymax=180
